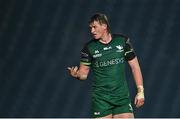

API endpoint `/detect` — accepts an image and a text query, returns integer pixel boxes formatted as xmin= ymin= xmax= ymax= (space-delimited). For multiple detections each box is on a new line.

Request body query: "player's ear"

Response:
xmin=102 ymin=23 xmax=107 ymax=30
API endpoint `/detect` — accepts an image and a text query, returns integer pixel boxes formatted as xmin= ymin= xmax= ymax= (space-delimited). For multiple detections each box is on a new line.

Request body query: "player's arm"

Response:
xmin=68 ymin=43 xmax=91 ymax=80
xmin=124 ymin=36 xmax=144 ymax=108
xmin=67 ymin=64 xmax=90 ymax=80
xmin=128 ymin=57 xmax=144 ymax=108
xmin=128 ymin=57 xmax=143 ymax=89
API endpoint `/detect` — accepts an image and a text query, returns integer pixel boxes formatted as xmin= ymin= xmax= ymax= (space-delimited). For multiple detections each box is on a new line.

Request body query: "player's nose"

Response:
xmin=91 ymin=28 xmax=95 ymax=34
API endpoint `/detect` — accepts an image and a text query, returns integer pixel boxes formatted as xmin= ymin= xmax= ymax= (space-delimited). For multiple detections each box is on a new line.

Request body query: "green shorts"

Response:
xmin=92 ymin=94 xmax=133 ymax=118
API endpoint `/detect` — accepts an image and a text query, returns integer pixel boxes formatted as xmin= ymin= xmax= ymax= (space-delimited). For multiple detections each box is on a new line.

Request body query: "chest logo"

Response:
xmin=116 ymin=45 xmax=124 ymax=52
xmin=103 ymin=46 xmax=112 ymax=50
xmin=94 ymin=50 xmax=99 ymax=54
xmin=93 ymin=50 xmax=102 ymax=58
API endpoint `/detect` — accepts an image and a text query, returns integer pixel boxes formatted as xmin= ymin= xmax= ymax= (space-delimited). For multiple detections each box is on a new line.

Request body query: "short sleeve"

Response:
xmin=80 ymin=45 xmax=92 ymax=66
xmin=124 ymin=38 xmax=136 ymax=61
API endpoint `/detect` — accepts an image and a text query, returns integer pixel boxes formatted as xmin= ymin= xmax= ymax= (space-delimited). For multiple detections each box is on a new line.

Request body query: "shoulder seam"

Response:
xmin=113 ymin=33 xmax=129 ymax=41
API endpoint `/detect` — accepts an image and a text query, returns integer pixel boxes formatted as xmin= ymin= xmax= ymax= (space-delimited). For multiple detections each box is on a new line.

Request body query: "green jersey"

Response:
xmin=80 ymin=34 xmax=136 ymax=98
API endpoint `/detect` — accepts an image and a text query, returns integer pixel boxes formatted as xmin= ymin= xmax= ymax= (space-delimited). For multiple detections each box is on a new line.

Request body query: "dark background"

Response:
xmin=0 ymin=0 xmax=180 ymax=117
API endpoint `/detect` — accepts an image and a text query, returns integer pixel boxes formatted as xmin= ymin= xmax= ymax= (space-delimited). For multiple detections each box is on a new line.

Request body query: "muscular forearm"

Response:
xmin=129 ymin=57 xmax=143 ymax=88
xmin=76 ymin=71 xmax=88 ymax=80
xmin=128 ymin=57 xmax=145 ymax=107
xmin=131 ymin=64 xmax=143 ymax=87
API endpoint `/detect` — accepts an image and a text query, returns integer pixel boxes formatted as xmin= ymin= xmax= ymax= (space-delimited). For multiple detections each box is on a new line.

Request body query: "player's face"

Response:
xmin=89 ymin=21 xmax=107 ymax=40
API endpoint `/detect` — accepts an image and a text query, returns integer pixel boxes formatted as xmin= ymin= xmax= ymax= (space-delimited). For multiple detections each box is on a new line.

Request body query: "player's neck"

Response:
xmin=99 ymin=33 xmax=112 ymax=44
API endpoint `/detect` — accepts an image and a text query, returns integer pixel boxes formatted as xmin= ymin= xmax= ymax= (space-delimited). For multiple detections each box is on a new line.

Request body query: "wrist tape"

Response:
xmin=136 ymin=85 xmax=144 ymax=99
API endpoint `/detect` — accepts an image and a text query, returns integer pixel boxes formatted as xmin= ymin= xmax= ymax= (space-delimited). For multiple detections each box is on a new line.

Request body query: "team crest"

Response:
xmin=116 ymin=45 xmax=124 ymax=52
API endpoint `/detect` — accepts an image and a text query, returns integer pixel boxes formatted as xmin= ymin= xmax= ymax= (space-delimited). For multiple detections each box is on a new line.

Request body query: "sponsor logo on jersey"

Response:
xmin=129 ymin=103 xmax=133 ymax=111
xmin=94 ymin=112 xmax=100 ymax=115
xmin=94 ymin=58 xmax=124 ymax=67
xmin=93 ymin=53 xmax=102 ymax=58
xmin=93 ymin=50 xmax=102 ymax=58
xmin=103 ymin=46 xmax=112 ymax=50
xmin=81 ymin=52 xmax=88 ymax=57
xmin=116 ymin=45 xmax=124 ymax=52
xmin=95 ymin=50 xmax=99 ymax=54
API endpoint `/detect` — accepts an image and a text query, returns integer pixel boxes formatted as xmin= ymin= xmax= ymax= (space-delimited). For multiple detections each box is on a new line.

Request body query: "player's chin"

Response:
xmin=93 ymin=36 xmax=100 ymax=40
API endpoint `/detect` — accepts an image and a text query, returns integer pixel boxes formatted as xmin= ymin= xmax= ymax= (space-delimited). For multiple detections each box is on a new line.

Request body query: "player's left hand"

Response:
xmin=134 ymin=85 xmax=145 ymax=108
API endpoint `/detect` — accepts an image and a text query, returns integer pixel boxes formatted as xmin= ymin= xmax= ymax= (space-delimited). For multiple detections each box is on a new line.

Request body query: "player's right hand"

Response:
xmin=67 ymin=66 xmax=79 ymax=78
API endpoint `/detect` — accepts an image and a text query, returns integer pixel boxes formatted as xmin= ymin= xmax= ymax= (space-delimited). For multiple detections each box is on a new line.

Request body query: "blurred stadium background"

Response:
xmin=0 ymin=0 xmax=180 ymax=117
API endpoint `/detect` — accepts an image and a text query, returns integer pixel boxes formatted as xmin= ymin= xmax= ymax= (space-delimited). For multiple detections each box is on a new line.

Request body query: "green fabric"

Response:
xmin=80 ymin=34 xmax=136 ymax=117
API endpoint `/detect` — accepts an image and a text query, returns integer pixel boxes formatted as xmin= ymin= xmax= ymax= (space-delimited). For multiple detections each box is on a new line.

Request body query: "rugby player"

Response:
xmin=68 ymin=13 xmax=144 ymax=118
